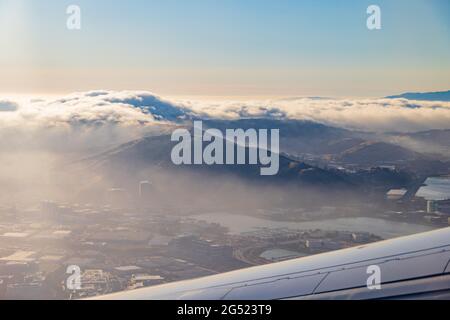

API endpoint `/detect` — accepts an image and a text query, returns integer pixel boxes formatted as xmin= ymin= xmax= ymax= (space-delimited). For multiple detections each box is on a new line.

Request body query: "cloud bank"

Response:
xmin=182 ymin=97 xmax=450 ymax=157
xmin=0 ymin=91 xmax=188 ymax=129
xmin=0 ymin=91 xmax=186 ymax=153
xmin=184 ymin=97 xmax=450 ymax=133
xmin=1 ymin=90 xmax=450 ymax=149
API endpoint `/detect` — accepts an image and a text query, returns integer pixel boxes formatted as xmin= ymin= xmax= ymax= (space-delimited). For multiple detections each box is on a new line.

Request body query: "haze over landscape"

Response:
xmin=0 ymin=90 xmax=449 ymax=205
xmin=0 ymin=0 xmax=449 ymax=300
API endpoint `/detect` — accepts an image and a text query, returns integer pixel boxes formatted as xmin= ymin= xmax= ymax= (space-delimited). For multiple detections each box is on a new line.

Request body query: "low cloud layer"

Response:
xmin=1 ymin=90 xmax=450 ymax=152
xmin=0 ymin=90 xmax=449 ymax=205
xmin=0 ymin=91 xmax=184 ymax=153
xmin=183 ymin=97 xmax=450 ymax=133
xmin=1 ymin=91 xmax=185 ymax=129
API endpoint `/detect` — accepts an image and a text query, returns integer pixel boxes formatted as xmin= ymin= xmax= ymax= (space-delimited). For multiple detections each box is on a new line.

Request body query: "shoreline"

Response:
xmin=191 ymin=212 xmax=436 ymax=239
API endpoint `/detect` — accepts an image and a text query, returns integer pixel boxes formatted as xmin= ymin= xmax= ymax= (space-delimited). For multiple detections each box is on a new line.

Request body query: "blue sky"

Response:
xmin=0 ymin=0 xmax=449 ymax=96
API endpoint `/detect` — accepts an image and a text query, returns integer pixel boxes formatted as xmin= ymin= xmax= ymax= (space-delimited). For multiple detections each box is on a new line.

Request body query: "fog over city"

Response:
xmin=1 ymin=90 xmax=449 ymax=208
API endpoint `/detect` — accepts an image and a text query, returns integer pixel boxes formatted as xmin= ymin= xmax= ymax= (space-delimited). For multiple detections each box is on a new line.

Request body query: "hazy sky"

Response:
xmin=0 ymin=0 xmax=449 ymax=97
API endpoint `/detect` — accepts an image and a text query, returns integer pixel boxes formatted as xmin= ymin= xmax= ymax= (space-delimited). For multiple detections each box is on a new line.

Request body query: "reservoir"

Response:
xmin=192 ymin=213 xmax=435 ymax=239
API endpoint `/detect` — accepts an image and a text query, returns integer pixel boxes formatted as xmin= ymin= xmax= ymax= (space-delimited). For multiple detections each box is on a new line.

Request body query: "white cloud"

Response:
xmin=1 ymin=90 xmax=450 ymax=138
xmin=0 ymin=91 xmax=186 ymax=153
xmin=182 ymin=97 xmax=450 ymax=133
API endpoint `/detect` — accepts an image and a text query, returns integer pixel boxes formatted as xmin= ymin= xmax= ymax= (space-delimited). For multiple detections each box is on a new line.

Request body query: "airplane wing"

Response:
xmin=94 ymin=227 xmax=450 ymax=300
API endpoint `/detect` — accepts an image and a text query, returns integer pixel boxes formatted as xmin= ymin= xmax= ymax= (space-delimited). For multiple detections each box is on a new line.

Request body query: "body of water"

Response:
xmin=192 ymin=213 xmax=435 ymax=239
xmin=416 ymin=177 xmax=450 ymax=201
xmin=259 ymin=249 xmax=306 ymax=261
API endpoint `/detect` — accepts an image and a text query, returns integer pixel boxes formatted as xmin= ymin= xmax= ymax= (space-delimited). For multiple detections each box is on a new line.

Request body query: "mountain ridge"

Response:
xmin=386 ymin=90 xmax=450 ymax=101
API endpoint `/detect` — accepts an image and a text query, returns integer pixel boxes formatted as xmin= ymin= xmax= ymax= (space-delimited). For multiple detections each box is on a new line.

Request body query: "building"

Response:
xmin=4 ymin=282 xmax=46 ymax=300
xmin=114 ymin=266 xmax=142 ymax=276
xmin=168 ymin=236 xmax=245 ymax=271
xmin=386 ymin=189 xmax=408 ymax=201
xmin=72 ymin=269 xmax=113 ymax=298
xmin=139 ymin=181 xmax=154 ymax=207
xmin=427 ymin=200 xmax=439 ymax=214
xmin=0 ymin=279 xmax=6 ymax=299
xmin=86 ymin=230 xmax=151 ymax=245
xmin=139 ymin=181 xmax=153 ymax=198
xmin=130 ymin=274 xmax=164 ymax=288
xmin=436 ymin=200 xmax=450 ymax=215
xmin=148 ymin=234 xmax=172 ymax=247
xmin=106 ymin=188 xmax=128 ymax=208
xmin=305 ymin=239 xmax=343 ymax=252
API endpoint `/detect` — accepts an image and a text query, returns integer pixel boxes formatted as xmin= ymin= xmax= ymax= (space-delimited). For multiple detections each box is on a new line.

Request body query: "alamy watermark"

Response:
xmin=66 ymin=5 xmax=81 ymax=30
xmin=66 ymin=265 xmax=82 ymax=291
xmin=171 ymin=121 xmax=280 ymax=176
xmin=366 ymin=265 xmax=382 ymax=290
xmin=64 ymin=5 xmax=380 ymax=32
xmin=367 ymin=5 xmax=382 ymax=30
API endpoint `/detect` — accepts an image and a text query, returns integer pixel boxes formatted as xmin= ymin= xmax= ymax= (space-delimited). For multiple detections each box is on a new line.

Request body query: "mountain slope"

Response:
xmin=337 ymin=141 xmax=420 ymax=165
xmin=386 ymin=90 xmax=450 ymax=101
xmin=202 ymin=119 xmax=365 ymax=155
xmin=85 ymin=132 xmax=353 ymax=188
xmin=66 ymin=121 xmax=422 ymax=208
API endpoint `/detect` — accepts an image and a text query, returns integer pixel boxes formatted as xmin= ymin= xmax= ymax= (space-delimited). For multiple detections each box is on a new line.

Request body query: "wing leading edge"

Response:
xmin=94 ymin=227 xmax=450 ymax=300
